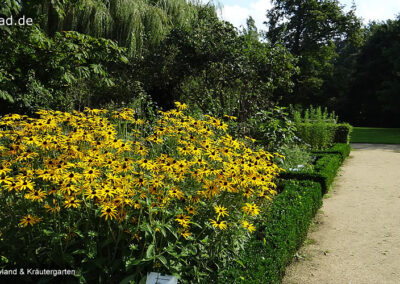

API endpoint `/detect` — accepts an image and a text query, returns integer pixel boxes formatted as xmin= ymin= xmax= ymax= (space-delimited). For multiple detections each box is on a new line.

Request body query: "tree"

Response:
xmin=265 ymin=0 xmax=361 ymax=106
xmin=0 ymin=25 xmax=128 ymax=114
xmin=139 ymin=6 xmax=297 ymax=122
xmin=322 ymin=5 xmax=364 ymax=115
xmin=346 ymin=19 xmax=400 ymax=127
xmin=16 ymin=0 xmax=196 ymax=56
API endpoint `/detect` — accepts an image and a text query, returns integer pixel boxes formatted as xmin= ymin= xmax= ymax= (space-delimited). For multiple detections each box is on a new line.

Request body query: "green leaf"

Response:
xmin=0 ymin=90 xmax=14 ymax=103
xmin=234 ymin=259 xmax=246 ymax=268
xmin=72 ymin=249 xmax=86 ymax=255
xmin=157 ymin=255 xmax=168 ymax=268
xmin=119 ymin=274 xmax=136 ymax=284
xmin=146 ymin=244 xmax=155 ymax=259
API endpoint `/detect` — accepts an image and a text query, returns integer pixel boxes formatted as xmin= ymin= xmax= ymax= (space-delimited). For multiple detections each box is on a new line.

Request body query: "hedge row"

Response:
xmin=312 ymin=143 xmax=351 ymax=161
xmin=220 ymin=180 xmax=323 ymax=283
xmin=296 ymin=123 xmax=353 ymax=144
xmin=332 ymin=124 xmax=353 ymax=144
xmin=218 ymin=144 xmax=350 ymax=283
xmin=280 ymin=148 xmax=346 ymax=194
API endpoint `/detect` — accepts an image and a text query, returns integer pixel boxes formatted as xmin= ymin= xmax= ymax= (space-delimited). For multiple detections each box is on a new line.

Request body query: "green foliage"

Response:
xmin=292 ymin=106 xmax=340 ymax=149
xmin=140 ymin=6 xmax=297 ymax=123
xmin=280 ymin=152 xmax=343 ymax=194
xmin=0 ymin=0 xmax=21 ymax=18
xmin=295 ymin=123 xmax=334 ymax=150
xmin=294 ymin=123 xmax=352 ymax=147
xmin=18 ymin=0 xmax=195 ymax=56
xmin=219 ymin=180 xmax=323 ymax=283
xmin=346 ymin=18 xmax=400 ymax=127
xmin=313 ymin=143 xmax=351 ymax=162
xmin=265 ymin=0 xmax=362 ymax=106
xmin=331 ymin=123 xmax=352 ymax=144
xmin=249 ymin=106 xmax=298 ymax=151
xmin=277 ymin=145 xmax=314 ymax=172
xmin=0 ymin=25 xmax=128 ymax=114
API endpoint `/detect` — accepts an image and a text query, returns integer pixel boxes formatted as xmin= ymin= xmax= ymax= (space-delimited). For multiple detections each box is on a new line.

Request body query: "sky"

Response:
xmin=207 ymin=0 xmax=400 ymax=30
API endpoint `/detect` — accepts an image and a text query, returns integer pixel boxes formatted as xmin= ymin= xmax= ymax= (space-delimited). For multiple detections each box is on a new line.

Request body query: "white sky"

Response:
xmin=206 ymin=0 xmax=400 ymax=30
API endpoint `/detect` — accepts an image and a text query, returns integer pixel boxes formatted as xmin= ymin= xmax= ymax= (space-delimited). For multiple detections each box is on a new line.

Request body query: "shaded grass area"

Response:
xmin=351 ymin=127 xmax=400 ymax=144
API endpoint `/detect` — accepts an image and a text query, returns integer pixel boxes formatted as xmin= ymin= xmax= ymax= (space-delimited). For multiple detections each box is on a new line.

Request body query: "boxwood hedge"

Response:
xmin=217 ymin=144 xmax=351 ymax=283
xmin=312 ymin=143 xmax=351 ymax=162
xmin=280 ymin=147 xmax=345 ymax=194
xmin=219 ymin=180 xmax=323 ymax=283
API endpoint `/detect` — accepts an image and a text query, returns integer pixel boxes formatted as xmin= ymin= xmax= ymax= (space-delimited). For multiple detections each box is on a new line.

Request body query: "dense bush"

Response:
xmin=0 ymin=103 xmax=283 ymax=283
xmin=292 ymin=106 xmax=345 ymax=149
xmin=295 ymin=123 xmax=352 ymax=148
xmin=331 ymin=123 xmax=352 ymax=144
xmin=220 ymin=180 xmax=323 ymax=283
xmin=295 ymin=123 xmax=335 ymax=150
xmin=249 ymin=106 xmax=298 ymax=151
xmin=276 ymin=144 xmax=314 ymax=172
xmin=142 ymin=7 xmax=297 ymax=122
xmin=0 ymin=25 xmax=129 ymax=115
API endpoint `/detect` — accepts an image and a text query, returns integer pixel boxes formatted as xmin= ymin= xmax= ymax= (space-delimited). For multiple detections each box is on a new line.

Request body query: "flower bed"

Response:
xmin=0 ymin=103 xmax=283 ymax=283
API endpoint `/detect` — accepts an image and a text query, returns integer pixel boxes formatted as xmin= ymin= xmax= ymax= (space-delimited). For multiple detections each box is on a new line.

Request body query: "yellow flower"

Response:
xmin=209 ymin=219 xmax=227 ymax=230
xmin=174 ymin=102 xmax=188 ymax=110
xmin=15 ymin=178 xmax=35 ymax=191
xmin=223 ymin=114 xmax=237 ymax=120
xmin=133 ymin=176 xmax=147 ymax=188
xmin=84 ymin=187 xmax=100 ymax=200
xmin=44 ymin=200 xmax=61 ymax=213
xmin=0 ymin=164 xmax=12 ymax=176
xmin=180 ymin=230 xmax=191 ymax=239
xmin=99 ymin=185 xmax=117 ymax=199
xmin=242 ymin=203 xmax=260 ymax=216
xmin=168 ymin=187 xmax=184 ymax=200
xmin=63 ymin=196 xmax=81 ymax=208
xmin=64 ymin=172 xmax=82 ymax=184
xmin=214 ymin=205 xmax=229 ymax=220
xmin=19 ymin=214 xmax=41 ymax=227
xmin=100 ymin=204 xmax=118 ymax=220
xmin=185 ymin=205 xmax=197 ymax=215
xmin=241 ymin=220 xmax=256 ymax=233
xmin=24 ymin=189 xmax=47 ymax=202
xmin=0 ymin=175 xmax=13 ymax=185
xmin=175 ymin=214 xmax=190 ymax=228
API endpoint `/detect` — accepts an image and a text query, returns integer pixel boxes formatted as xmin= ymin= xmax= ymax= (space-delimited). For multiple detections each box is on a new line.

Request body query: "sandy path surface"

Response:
xmin=283 ymin=144 xmax=400 ymax=284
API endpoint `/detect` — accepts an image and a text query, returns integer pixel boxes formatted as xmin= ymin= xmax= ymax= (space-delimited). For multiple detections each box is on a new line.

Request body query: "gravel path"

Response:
xmin=283 ymin=144 xmax=400 ymax=284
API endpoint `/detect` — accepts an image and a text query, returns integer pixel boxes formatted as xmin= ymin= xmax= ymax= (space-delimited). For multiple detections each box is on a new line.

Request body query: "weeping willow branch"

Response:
xmin=23 ymin=0 xmax=197 ymax=56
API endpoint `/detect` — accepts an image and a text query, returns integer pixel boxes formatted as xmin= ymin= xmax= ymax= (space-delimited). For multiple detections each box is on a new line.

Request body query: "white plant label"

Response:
xmin=146 ymin=272 xmax=178 ymax=284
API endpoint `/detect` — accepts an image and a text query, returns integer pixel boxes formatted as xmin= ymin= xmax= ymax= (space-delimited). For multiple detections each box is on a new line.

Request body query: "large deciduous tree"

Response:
xmin=2 ymin=0 xmax=195 ymax=56
xmin=346 ymin=19 xmax=400 ymax=127
xmin=265 ymin=0 xmax=361 ymax=106
xmin=139 ymin=6 xmax=297 ymax=122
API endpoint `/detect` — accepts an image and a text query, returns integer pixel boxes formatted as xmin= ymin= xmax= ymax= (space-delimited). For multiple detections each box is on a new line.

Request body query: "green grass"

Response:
xmin=351 ymin=127 xmax=400 ymax=144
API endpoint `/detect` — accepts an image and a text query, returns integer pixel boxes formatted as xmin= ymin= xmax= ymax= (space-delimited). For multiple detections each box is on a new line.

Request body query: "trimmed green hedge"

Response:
xmin=219 ymin=180 xmax=322 ymax=283
xmin=332 ymin=123 xmax=352 ymax=144
xmin=218 ymin=144 xmax=351 ymax=283
xmin=280 ymin=152 xmax=342 ymax=194
xmin=312 ymin=143 xmax=351 ymax=161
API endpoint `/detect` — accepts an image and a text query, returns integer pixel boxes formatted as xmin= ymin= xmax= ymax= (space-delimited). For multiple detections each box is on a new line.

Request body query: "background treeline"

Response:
xmin=1 ymin=0 xmax=399 ymax=127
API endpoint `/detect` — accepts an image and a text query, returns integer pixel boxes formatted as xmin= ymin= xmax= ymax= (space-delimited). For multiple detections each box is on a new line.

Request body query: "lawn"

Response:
xmin=351 ymin=127 xmax=400 ymax=144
